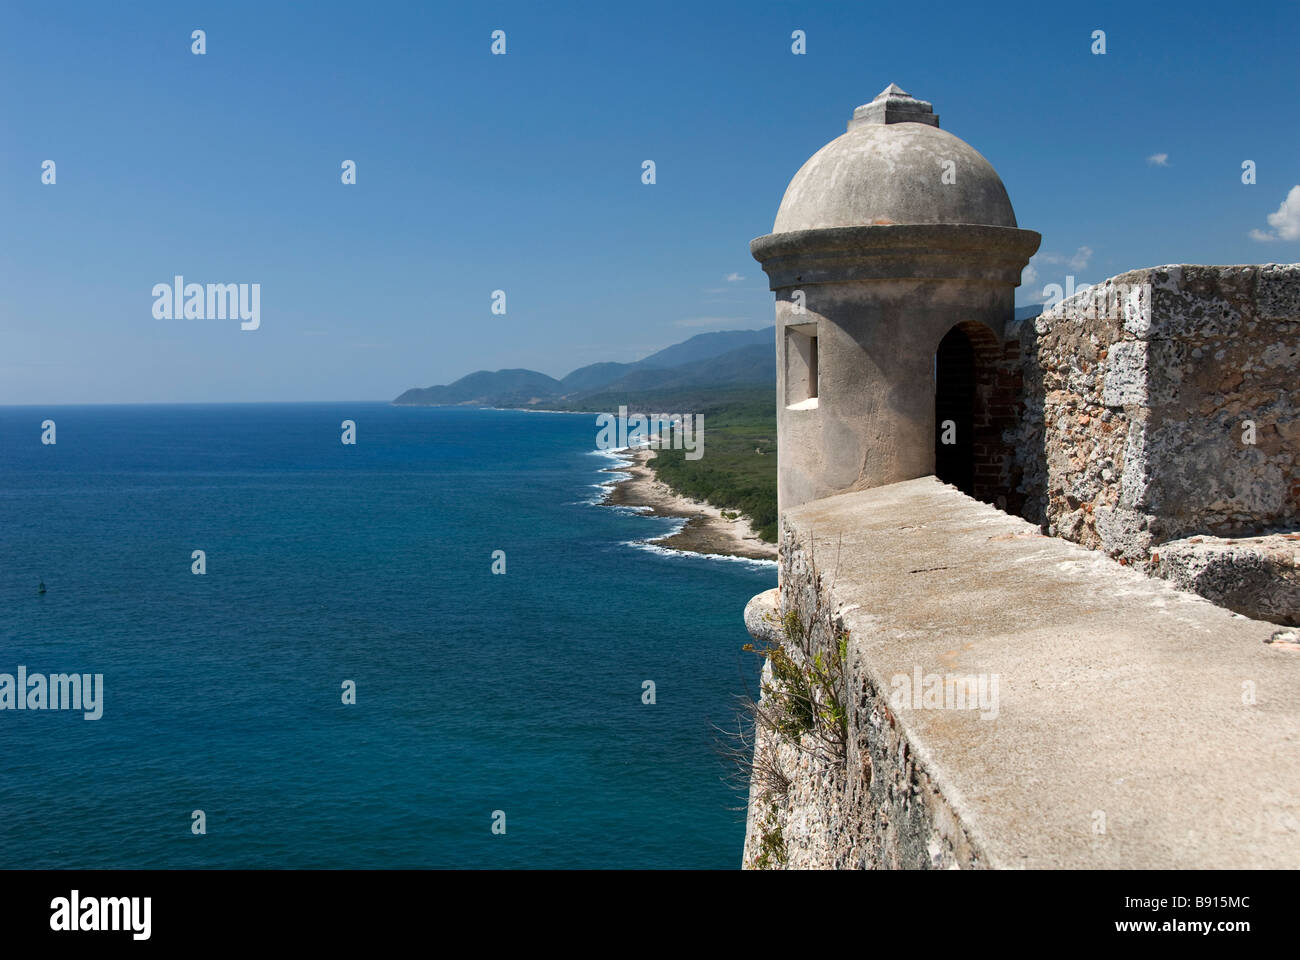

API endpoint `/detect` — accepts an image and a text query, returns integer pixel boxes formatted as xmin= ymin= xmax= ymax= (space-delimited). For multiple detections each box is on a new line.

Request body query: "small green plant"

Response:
xmin=716 ymin=538 xmax=847 ymax=842
xmin=747 ymin=620 xmax=813 ymax=739
xmin=752 ymin=808 xmax=788 ymax=869
xmin=745 ymin=614 xmax=848 ymax=762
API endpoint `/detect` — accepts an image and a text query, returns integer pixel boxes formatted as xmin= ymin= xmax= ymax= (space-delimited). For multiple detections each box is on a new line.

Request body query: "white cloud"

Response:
xmin=1147 ymin=153 xmax=1169 ymax=167
xmin=1251 ymin=185 xmax=1300 ymax=242
xmin=1021 ymin=246 xmax=1093 ymax=300
xmin=724 ymin=272 xmax=745 ymax=283
xmin=1028 ymin=245 xmax=1092 ymax=272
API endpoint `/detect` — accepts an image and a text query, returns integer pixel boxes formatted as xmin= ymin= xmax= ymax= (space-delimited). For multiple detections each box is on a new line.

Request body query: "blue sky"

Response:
xmin=2 ymin=0 xmax=1296 ymax=403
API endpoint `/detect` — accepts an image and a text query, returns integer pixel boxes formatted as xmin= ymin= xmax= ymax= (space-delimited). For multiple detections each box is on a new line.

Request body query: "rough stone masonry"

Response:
xmin=1014 ymin=264 xmax=1298 ymax=623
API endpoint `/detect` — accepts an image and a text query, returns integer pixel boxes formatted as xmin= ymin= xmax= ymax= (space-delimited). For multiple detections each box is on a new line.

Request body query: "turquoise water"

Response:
xmin=0 ymin=404 xmax=774 ymax=868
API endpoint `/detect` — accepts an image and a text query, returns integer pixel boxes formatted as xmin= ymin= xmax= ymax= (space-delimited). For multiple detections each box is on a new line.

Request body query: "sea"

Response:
xmin=0 ymin=403 xmax=775 ymax=869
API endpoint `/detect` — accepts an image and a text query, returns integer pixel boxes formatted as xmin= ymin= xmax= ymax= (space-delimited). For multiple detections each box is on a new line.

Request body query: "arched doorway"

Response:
xmin=934 ymin=325 xmax=977 ymax=494
xmin=934 ymin=321 xmax=1016 ymax=507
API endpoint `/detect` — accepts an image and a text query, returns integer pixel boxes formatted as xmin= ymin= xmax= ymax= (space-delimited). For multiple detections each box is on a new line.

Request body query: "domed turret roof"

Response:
xmin=772 ymin=85 xmax=1018 ymax=233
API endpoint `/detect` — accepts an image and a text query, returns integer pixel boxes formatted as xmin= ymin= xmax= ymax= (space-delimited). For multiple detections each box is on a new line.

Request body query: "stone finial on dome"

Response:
xmin=848 ymin=83 xmax=939 ymax=130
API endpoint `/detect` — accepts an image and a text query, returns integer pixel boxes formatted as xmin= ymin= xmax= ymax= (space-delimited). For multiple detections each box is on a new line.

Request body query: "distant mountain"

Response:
xmin=589 ymin=343 xmax=773 ymax=394
xmin=1014 ymin=304 xmax=1044 ymax=322
xmin=394 ymin=327 xmax=774 ymax=408
xmin=554 ymin=328 xmax=771 ymax=395
xmin=392 ymin=368 xmax=562 ymax=406
xmin=634 ymin=328 xmax=772 ymax=369
xmin=558 ymin=362 xmax=633 ymax=393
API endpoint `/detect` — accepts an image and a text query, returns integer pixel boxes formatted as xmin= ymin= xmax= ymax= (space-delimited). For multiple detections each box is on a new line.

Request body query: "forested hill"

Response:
xmin=393 ymin=328 xmax=773 ymax=408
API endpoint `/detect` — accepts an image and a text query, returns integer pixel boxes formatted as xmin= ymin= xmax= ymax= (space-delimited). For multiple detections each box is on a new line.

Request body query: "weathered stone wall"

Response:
xmin=742 ymin=479 xmax=1300 ymax=870
xmin=741 ymin=529 xmax=985 ymax=870
xmin=1014 ymin=264 xmax=1300 ymax=564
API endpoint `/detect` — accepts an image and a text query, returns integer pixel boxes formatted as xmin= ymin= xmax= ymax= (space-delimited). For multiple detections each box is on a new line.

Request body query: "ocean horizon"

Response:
xmin=0 ymin=402 xmax=774 ymax=868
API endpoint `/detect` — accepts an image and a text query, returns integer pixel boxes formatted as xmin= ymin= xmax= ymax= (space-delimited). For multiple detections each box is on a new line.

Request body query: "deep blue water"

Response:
xmin=0 ymin=404 xmax=774 ymax=868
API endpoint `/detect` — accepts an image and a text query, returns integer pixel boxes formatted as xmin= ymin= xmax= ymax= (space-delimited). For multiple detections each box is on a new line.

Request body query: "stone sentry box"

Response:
xmin=739 ymin=86 xmax=1300 ymax=872
xmin=750 ymin=84 xmax=1040 ymax=522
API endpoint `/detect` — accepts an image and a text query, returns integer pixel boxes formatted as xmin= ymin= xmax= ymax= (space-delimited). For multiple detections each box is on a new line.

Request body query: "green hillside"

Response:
xmin=627 ymin=390 xmax=778 ymax=543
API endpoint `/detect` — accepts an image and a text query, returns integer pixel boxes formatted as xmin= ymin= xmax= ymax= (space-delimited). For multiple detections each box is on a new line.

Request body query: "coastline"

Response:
xmin=602 ymin=446 xmax=778 ymax=562
xmin=392 ymin=404 xmax=779 ymax=562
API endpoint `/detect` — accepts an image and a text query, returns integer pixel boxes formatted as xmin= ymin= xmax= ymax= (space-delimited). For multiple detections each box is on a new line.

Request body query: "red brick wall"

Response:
xmin=936 ymin=321 xmax=1023 ymax=514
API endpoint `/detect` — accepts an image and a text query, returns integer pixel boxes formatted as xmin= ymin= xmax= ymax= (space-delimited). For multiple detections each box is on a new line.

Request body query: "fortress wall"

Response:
xmin=743 ymin=479 xmax=1300 ymax=870
xmin=1014 ymin=264 xmax=1300 ymax=564
xmin=740 ymin=574 xmax=985 ymax=871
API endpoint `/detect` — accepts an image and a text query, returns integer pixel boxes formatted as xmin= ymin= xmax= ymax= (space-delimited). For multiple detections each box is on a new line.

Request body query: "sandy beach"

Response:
xmin=602 ymin=447 xmax=778 ymax=561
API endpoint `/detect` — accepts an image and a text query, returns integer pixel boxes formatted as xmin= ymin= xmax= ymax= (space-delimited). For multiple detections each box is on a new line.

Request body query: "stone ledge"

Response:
xmin=743 ymin=588 xmax=782 ymax=646
xmin=747 ymin=476 xmax=1300 ymax=868
xmin=750 ymin=224 xmax=1041 ymax=287
xmin=1154 ymin=533 xmax=1299 ymax=626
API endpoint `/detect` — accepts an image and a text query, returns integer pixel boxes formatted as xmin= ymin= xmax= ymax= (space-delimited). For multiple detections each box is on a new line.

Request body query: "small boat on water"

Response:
xmin=38 ymin=581 xmax=46 ymax=595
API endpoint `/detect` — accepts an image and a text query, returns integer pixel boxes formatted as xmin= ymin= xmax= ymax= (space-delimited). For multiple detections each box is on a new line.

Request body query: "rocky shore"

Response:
xmin=602 ymin=447 xmax=778 ymax=561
